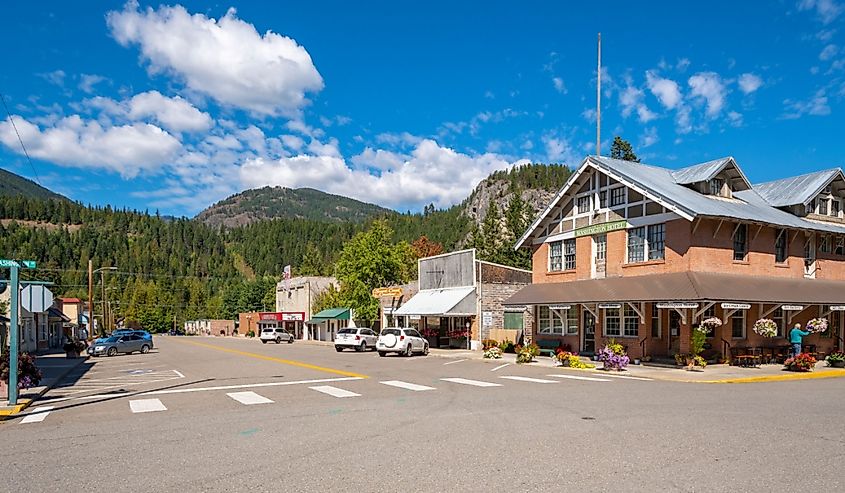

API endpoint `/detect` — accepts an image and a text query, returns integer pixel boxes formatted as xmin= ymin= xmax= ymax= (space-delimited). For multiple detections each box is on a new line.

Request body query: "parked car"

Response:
xmin=87 ymin=334 xmax=152 ymax=357
xmin=376 ymin=327 xmax=429 ymax=357
xmin=259 ymin=327 xmax=295 ymax=344
xmin=112 ymin=329 xmax=154 ymax=347
xmin=335 ymin=327 xmax=378 ymax=352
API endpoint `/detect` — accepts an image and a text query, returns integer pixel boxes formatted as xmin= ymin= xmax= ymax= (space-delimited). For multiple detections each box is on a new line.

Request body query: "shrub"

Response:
xmin=63 ymin=339 xmax=88 ymax=353
xmin=0 ymin=352 xmax=43 ymax=389
xmin=690 ymin=330 xmax=706 ymax=357
xmin=675 ymin=353 xmax=707 ymax=368
xmin=481 ymin=339 xmax=499 ymax=350
xmin=784 ymin=353 xmax=817 ymax=372
xmin=516 ymin=343 xmax=540 ymax=364
xmin=826 ymin=351 xmax=845 ymax=365
xmin=500 ymin=341 xmax=516 ymax=353
xmin=246 ymin=330 xmax=256 ymax=338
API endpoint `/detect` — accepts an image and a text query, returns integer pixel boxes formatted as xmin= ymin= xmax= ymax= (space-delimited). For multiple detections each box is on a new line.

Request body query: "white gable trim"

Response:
xmin=800 ymin=169 xmax=845 ymax=207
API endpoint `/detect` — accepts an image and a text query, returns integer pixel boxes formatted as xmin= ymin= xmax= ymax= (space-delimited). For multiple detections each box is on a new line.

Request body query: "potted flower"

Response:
xmin=423 ymin=328 xmax=440 ymax=347
xmin=752 ymin=318 xmax=778 ymax=338
xmin=826 ymin=351 xmax=845 ymax=368
xmin=784 ymin=353 xmax=817 ymax=372
xmin=699 ymin=317 xmax=722 ymax=333
xmin=516 ymin=343 xmax=540 ymax=364
xmin=0 ymin=352 xmax=43 ymax=399
xmin=483 ymin=346 xmax=503 ymax=359
xmin=63 ymin=338 xmax=88 ymax=358
xmin=806 ymin=318 xmax=828 ymax=334
xmin=597 ymin=340 xmax=629 ymax=371
xmin=554 ymin=351 xmax=595 ymax=369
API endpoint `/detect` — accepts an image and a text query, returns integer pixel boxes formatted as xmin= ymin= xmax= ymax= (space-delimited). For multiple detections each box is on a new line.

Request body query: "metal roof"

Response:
xmin=310 ymin=307 xmax=350 ymax=320
xmin=671 ymin=157 xmax=734 ymax=184
xmin=393 ymin=286 xmax=476 ymax=316
xmin=753 ymin=168 xmax=843 ymax=207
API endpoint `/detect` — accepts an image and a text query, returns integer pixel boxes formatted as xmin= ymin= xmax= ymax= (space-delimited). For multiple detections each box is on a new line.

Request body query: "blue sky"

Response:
xmin=1 ymin=0 xmax=843 ymax=217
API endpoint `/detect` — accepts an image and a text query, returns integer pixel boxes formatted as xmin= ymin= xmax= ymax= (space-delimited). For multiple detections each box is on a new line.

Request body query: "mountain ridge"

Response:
xmin=0 ymin=167 xmax=67 ymax=201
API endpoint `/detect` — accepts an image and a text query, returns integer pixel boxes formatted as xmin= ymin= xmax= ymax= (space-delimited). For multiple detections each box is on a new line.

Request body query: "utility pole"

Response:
xmin=596 ymin=32 xmax=602 ymax=157
xmin=88 ymin=260 xmax=93 ymax=339
xmin=101 ymin=271 xmax=107 ymax=334
xmin=1 ymin=258 xmax=37 ymax=406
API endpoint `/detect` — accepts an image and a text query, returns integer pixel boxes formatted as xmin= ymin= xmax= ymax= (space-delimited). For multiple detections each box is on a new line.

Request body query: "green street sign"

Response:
xmin=21 ymin=260 xmax=36 ymax=269
xmin=0 ymin=259 xmax=21 ymax=268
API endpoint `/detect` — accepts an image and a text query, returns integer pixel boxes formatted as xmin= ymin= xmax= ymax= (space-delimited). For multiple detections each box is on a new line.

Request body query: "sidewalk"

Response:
xmin=1 ymin=352 xmax=90 ymax=418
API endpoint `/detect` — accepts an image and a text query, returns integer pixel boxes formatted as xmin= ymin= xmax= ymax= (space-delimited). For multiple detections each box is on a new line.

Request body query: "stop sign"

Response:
xmin=21 ymin=285 xmax=54 ymax=313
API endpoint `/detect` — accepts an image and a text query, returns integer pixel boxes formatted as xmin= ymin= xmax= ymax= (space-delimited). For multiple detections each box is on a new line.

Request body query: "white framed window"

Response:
xmin=731 ymin=311 xmax=745 ymax=339
xmin=647 ymin=224 xmax=665 ymax=260
xmin=627 ymin=224 xmax=665 ymax=263
xmin=832 ymin=200 xmax=840 ymax=217
xmin=564 ymin=239 xmax=576 ymax=270
xmin=806 ymin=199 xmax=816 ymax=215
xmin=604 ymin=308 xmax=621 ymax=337
xmin=627 ymin=227 xmax=645 ymax=263
xmin=836 ymin=236 xmax=844 ymax=256
xmin=610 ymin=187 xmax=626 ymax=207
xmin=820 ymin=235 xmax=832 ymax=254
xmin=549 ymin=241 xmax=562 ymax=271
xmin=538 ymin=306 xmax=578 ymax=335
xmin=819 ymin=199 xmax=829 ymax=215
xmin=577 ymin=196 xmax=591 ymax=214
xmin=775 ymin=229 xmax=788 ymax=263
xmin=650 ymin=304 xmax=661 ymax=338
xmin=623 ymin=305 xmax=639 ymax=337
xmin=772 ymin=307 xmax=785 ymax=338
xmin=599 ymin=190 xmax=608 ymax=208
xmin=733 ymin=224 xmax=748 ymax=261
xmin=566 ymin=309 xmax=578 ymax=335
xmin=708 ymin=178 xmax=724 ymax=196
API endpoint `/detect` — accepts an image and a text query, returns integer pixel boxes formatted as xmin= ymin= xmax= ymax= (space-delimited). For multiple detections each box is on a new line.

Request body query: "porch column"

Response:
xmin=679 ymin=312 xmax=692 ymax=354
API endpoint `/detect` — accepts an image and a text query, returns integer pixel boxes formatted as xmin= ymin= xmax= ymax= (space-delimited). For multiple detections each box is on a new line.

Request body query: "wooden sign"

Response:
xmin=721 ymin=303 xmax=751 ymax=310
xmin=781 ymin=305 xmax=804 ymax=311
xmin=372 ymin=287 xmax=403 ymax=297
xmin=656 ymin=302 xmax=699 ymax=309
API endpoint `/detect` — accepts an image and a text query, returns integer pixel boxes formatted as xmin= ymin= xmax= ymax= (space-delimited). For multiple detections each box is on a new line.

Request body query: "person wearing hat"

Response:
xmin=789 ymin=322 xmax=810 ymax=358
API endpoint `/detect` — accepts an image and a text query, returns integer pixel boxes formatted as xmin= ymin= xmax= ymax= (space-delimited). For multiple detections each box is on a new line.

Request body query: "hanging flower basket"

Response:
xmin=752 ymin=318 xmax=778 ymax=338
xmin=806 ymin=318 xmax=828 ymax=334
xmin=696 ymin=317 xmax=723 ymax=334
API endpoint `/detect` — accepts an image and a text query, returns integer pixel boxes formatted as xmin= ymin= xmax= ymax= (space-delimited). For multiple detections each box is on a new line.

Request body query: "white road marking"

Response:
xmin=146 ymin=376 xmax=363 ymax=396
xmin=443 ymin=359 xmax=467 ymax=366
xmin=499 ymin=376 xmax=558 ymax=384
xmin=380 ymin=380 xmax=435 ymax=391
xmin=546 ymin=374 xmax=612 ymax=382
xmin=129 ymin=398 xmax=167 ymax=413
xmin=594 ymin=373 xmax=653 ymax=381
xmin=490 ymin=363 xmax=510 ymax=372
xmin=227 ymin=391 xmax=274 ymax=405
xmin=19 ymin=406 xmax=54 ymax=424
xmin=309 ymin=386 xmax=361 ymax=398
xmin=440 ymin=378 xmax=502 ymax=388
xmin=173 ymin=370 xmax=185 ymax=378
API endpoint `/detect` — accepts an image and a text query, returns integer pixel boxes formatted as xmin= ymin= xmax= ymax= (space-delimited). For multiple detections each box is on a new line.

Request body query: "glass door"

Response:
xmin=583 ymin=311 xmax=596 ymax=353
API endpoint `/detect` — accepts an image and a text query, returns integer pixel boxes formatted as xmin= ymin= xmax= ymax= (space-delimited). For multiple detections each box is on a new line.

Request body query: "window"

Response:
xmin=731 ymin=311 xmax=745 ymax=338
xmin=577 ymin=196 xmax=590 ymax=214
xmin=564 ymin=239 xmax=576 ymax=270
xmin=599 ymin=190 xmax=608 ymax=208
xmin=504 ymin=312 xmax=523 ymax=330
xmin=610 ymin=187 xmax=626 ymax=207
xmin=832 ymin=200 xmax=840 ymax=217
xmin=771 ymin=308 xmax=785 ymax=338
xmin=837 ymin=237 xmax=845 ymax=256
xmin=549 ymin=241 xmax=562 ymax=271
xmin=537 ymin=306 xmax=577 ymax=335
xmin=708 ymin=178 xmax=724 ymax=196
xmin=627 ymin=227 xmax=645 ymax=263
xmin=538 ymin=306 xmax=552 ymax=334
xmin=623 ymin=305 xmax=639 ymax=337
xmin=825 ymin=311 xmax=840 ymax=339
xmin=819 ymin=199 xmax=828 ymax=215
xmin=650 ymin=304 xmax=661 ymax=338
xmin=566 ymin=309 xmax=579 ymax=335
xmin=595 ymin=234 xmax=607 ymax=262
xmin=733 ymin=224 xmax=747 ymax=261
xmin=820 ymin=235 xmax=832 ymax=254
xmin=604 ymin=308 xmax=621 ymax=337
xmin=647 ymin=224 xmax=665 ymax=260
xmin=806 ymin=199 xmax=816 ymax=215
xmin=775 ymin=229 xmax=788 ymax=263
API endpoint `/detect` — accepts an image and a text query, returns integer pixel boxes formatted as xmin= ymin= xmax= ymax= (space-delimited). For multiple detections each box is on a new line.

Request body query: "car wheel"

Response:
xmin=261 ymin=340 xmax=267 ymax=344
xmin=405 ymin=344 xmax=413 ymax=357
xmin=287 ymin=337 xmax=294 ymax=344
xmin=423 ymin=343 xmax=429 ymax=356
xmin=275 ymin=337 xmax=282 ymax=344
xmin=141 ymin=345 xmax=150 ymax=354
xmin=107 ymin=347 xmax=117 ymax=357
xmin=378 ymin=351 xmax=386 ymax=357
xmin=336 ymin=346 xmax=344 ymax=352
xmin=358 ymin=342 xmax=367 ymax=352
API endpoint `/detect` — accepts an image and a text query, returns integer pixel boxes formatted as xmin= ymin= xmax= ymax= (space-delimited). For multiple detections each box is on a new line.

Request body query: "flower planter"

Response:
xmin=829 ymin=360 xmax=845 ymax=368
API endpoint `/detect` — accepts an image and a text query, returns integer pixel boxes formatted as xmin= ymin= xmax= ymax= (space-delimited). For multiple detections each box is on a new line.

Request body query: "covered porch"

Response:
xmin=305 ymin=308 xmax=351 ymax=342
xmin=393 ymin=287 xmax=477 ymax=349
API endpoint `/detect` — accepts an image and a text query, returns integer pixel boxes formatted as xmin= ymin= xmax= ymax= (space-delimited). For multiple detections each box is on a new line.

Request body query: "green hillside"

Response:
xmin=0 ymin=167 xmax=66 ymax=200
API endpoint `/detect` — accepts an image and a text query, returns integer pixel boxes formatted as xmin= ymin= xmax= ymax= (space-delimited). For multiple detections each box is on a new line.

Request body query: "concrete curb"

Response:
xmin=0 ymin=356 xmax=90 ymax=419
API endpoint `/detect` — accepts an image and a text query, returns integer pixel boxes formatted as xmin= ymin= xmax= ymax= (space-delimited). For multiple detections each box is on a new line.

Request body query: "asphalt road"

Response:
xmin=2 ymin=335 xmax=844 ymax=492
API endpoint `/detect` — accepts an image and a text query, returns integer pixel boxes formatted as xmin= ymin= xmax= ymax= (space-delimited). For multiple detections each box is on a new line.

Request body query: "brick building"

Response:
xmin=505 ymin=156 xmax=845 ymax=360
xmin=184 ymin=319 xmax=236 ymax=336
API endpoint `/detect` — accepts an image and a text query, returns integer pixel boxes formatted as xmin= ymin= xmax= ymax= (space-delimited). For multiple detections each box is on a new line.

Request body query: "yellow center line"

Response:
xmin=171 ymin=338 xmax=369 ymax=379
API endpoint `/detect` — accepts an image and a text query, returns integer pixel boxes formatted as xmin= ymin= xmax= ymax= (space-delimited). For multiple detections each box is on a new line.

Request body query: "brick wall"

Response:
xmin=479 ymin=282 xmax=533 ymax=343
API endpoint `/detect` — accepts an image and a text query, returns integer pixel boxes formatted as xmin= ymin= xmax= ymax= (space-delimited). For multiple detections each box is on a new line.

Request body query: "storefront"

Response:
xmin=394 ymin=286 xmax=477 ymax=349
xmin=305 ymin=308 xmax=350 ymax=342
xmin=257 ymin=312 xmax=306 ymax=339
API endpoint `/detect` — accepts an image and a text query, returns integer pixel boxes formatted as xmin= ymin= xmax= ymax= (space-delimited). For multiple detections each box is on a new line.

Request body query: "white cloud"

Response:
xmin=782 ymin=88 xmax=831 ymax=118
xmin=0 ymin=114 xmax=181 ymax=178
xmin=798 ymin=0 xmax=844 ymax=24
xmin=78 ymin=74 xmax=107 ymax=94
xmin=727 ymin=111 xmax=744 ymax=127
xmin=127 ymin=91 xmax=212 ymax=133
xmin=676 ymin=58 xmax=691 ymax=72
xmin=639 ymin=127 xmax=659 ymax=148
xmin=619 ymin=85 xmax=656 ymax=123
xmin=820 ymin=43 xmax=840 ymax=60
xmin=553 ymin=77 xmax=567 ymax=94
xmin=676 ymin=105 xmax=693 ymax=134
xmin=542 ymin=135 xmax=578 ymax=164
xmin=738 ymin=73 xmax=763 ymax=94
xmin=687 ymin=72 xmax=727 ymax=117
xmin=239 ymin=139 xmax=527 ymax=209
xmin=646 ymin=71 xmax=682 ymax=109
xmin=106 ymin=2 xmax=323 ymax=116
xmin=37 ymin=70 xmax=66 ymax=87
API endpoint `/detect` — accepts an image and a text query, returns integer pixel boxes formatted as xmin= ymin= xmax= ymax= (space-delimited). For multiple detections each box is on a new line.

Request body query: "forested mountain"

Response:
xmin=0 ymin=167 xmax=67 ymax=201
xmin=196 ymin=186 xmax=391 ymax=228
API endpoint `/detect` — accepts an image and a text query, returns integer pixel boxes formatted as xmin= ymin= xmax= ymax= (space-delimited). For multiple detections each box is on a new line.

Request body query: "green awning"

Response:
xmin=306 ymin=307 xmax=351 ymax=324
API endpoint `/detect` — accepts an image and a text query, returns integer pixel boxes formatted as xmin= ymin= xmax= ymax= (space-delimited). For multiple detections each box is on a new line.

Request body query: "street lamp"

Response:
xmin=88 ymin=265 xmax=117 ymax=337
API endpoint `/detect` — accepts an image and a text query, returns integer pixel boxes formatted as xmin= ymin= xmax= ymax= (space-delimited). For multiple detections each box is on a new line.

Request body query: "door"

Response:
xmin=582 ymin=311 xmax=596 ymax=353
xmin=669 ymin=310 xmax=682 ymax=354
xmin=593 ymin=234 xmax=607 ymax=279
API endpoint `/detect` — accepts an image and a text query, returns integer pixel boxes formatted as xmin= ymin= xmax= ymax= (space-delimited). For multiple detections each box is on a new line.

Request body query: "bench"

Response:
xmin=536 ymin=339 xmax=561 ymax=357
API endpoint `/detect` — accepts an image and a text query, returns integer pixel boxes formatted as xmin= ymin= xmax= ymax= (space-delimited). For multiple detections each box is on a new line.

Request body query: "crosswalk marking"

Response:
xmin=380 ymin=380 xmax=435 ymax=391
xmin=546 ymin=374 xmax=611 ymax=382
xmin=309 ymin=386 xmax=361 ymax=398
xmin=20 ymin=406 xmax=53 ymax=424
xmin=129 ymin=398 xmax=167 ymax=413
xmin=594 ymin=373 xmax=653 ymax=381
xmin=227 ymin=391 xmax=274 ymax=405
xmin=499 ymin=376 xmax=558 ymax=384
xmin=440 ymin=378 xmax=502 ymax=387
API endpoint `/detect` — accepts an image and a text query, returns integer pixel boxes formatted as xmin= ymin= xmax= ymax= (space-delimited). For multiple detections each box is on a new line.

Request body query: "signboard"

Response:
xmin=20 ymin=285 xmax=53 ymax=313
xmin=0 ymin=259 xmax=35 ymax=268
xmin=781 ymin=305 xmax=804 ymax=311
xmin=656 ymin=302 xmax=699 ymax=309
xmin=574 ymin=220 xmax=628 ymax=238
xmin=504 ymin=306 xmax=526 ymax=312
xmin=372 ymin=286 xmax=403 ymax=298
xmin=21 ymin=260 xmax=36 ymax=269
xmin=482 ymin=311 xmax=493 ymax=327
xmin=259 ymin=312 xmax=282 ymax=321
xmin=598 ymin=303 xmax=622 ymax=309
xmin=549 ymin=305 xmax=572 ymax=311
xmin=829 ymin=305 xmax=845 ymax=311
xmin=409 ymin=315 xmax=421 ymax=321
xmin=281 ymin=313 xmax=305 ymax=322
xmin=721 ymin=303 xmax=751 ymax=310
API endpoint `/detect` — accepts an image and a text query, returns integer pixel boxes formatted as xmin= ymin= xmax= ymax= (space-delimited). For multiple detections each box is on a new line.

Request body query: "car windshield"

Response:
xmin=338 ymin=329 xmax=357 ymax=334
xmin=382 ymin=329 xmax=401 ymax=336
xmin=262 ymin=328 xmax=273 ymax=332
xmin=104 ymin=337 xmax=120 ymax=342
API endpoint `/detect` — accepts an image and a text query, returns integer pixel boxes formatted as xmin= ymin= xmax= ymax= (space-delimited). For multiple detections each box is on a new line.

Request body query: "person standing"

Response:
xmin=789 ymin=323 xmax=810 ymax=358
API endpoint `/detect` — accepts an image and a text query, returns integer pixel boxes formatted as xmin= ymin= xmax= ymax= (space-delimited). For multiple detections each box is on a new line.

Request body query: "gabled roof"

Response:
xmin=754 ymin=168 xmax=844 ymax=207
xmin=671 ymin=157 xmax=751 ymax=190
xmin=515 ymin=156 xmax=845 ymax=249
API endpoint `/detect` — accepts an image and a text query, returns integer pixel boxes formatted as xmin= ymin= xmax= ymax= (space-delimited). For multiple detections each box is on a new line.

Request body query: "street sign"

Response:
xmin=21 ymin=260 xmax=36 ymax=269
xmin=0 ymin=259 xmax=36 ymax=268
xmin=0 ymin=259 xmax=20 ymax=268
xmin=482 ymin=311 xmax=493 ymax=327
xmin=21 ymin=285 xmax=54 ymax=313
xmin=721 ymin=303 xmax=751 ymax=310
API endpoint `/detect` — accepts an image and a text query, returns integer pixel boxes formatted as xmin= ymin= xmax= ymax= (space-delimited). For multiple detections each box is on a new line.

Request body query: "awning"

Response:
xmin=504 ymin=271 xmax=845 ymax=306
xmin=305 ymin=307 xmax=351 ymax=324
xmin=48 ymin=307 xmax=70 ymax=322
xmin=394 ymin=286 xmax=476 ymax=316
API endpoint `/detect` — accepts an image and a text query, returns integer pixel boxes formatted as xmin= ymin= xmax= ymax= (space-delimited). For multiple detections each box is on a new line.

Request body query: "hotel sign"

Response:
xmin=574 ymin=220 xmax=628 ymax=238
xmin=656 ymin=302 xmax=699 ymax=309
xmin=721 ymin=303 xmax=751 ymax=310
xmin=781 ymin=305 xmax=804 ymax=311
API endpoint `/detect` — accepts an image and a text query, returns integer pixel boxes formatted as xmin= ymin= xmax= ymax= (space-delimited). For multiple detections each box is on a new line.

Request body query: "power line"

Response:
xmin=0 ymin=91 xmax=42 ymax=187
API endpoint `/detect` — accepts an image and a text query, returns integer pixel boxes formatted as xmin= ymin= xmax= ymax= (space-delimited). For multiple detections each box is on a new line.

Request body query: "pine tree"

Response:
xmin=610 ymin=136 xmax=640 ymax=162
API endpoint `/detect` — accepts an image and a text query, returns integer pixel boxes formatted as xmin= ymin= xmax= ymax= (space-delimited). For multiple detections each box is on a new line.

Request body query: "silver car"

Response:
xmin=376 ymin=328 xmax=429 ymax=357
xmin=88 ymin=334 xmax=151 ymax=357
xmin=335 ymin=327 xmax=378 ymax=352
